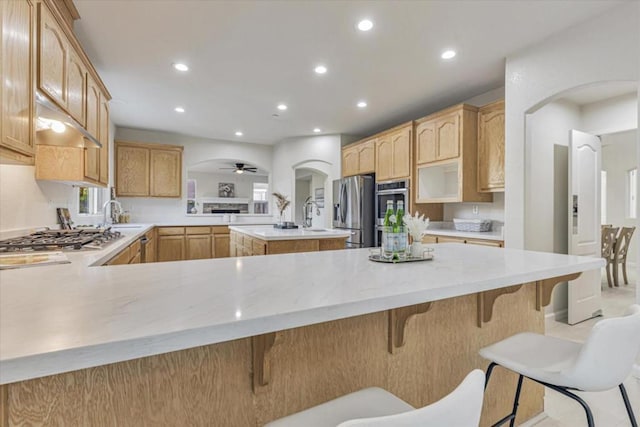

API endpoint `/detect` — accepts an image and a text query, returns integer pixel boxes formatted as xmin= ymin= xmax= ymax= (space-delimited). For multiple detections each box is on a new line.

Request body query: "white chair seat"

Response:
xmin=479 ymin=332 xmax=583 ymax=389
xmin=264 ymin=387 xmax=414 ymax=427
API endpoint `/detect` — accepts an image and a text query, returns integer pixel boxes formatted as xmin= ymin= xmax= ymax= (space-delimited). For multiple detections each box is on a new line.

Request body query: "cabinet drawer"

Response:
xmin=157 ymin=227 xmax=185 ymax=236
xmin=211 ymin=226 xmax=230 ymax=234
xmin=437 ymin=236 xmax=466 ymax=244
xmin=421 ymin=235 xmax=438 ymax=244
xmin=185 ymin=226 xmax=211 ymax=235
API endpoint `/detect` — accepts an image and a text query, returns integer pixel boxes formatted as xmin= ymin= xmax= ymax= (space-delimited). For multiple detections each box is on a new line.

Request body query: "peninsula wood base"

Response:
xmin=1 ymin=283 xmax=544 ymax=427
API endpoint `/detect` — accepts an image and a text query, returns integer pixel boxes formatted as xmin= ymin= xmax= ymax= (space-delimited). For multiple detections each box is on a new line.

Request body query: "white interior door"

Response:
xmin=568 ymin=130 xmax=603 ymax=325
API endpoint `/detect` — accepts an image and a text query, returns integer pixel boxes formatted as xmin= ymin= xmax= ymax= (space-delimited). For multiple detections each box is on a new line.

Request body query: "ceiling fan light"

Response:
xmin=235 ymin=169 xmax=244 ymax=174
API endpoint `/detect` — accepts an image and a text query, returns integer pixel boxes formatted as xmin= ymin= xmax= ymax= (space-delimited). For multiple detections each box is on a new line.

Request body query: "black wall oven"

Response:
xmin=375 ymin=179 xmax=409 ymax=246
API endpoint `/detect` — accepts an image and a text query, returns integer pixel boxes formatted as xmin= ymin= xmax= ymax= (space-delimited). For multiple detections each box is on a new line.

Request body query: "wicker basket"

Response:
xmin=453 ymin=218 xmax=492 ymax=232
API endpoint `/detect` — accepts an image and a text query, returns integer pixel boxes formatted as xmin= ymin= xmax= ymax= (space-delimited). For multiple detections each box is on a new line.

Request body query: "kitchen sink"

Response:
xmin=110 ymin=224 xmax=143 ymax=229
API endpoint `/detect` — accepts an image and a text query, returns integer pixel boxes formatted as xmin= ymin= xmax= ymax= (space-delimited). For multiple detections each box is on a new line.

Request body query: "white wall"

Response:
xmin=602 ymin=130 xmax=638 ymax=265
xmin=272 ymin=134 xmax=342 ymax=225
xmin=443 ymin=193 xmax=505 ymax=222
xmin=188 ymin=171 xmax=267 ymax=199
xmin=581 ymin=92 xmax=638 ymax=135
xmin=505 ymin=2 xmax=639 ymax=249
xmin=114 ymin=127 xmax=273 ymax=222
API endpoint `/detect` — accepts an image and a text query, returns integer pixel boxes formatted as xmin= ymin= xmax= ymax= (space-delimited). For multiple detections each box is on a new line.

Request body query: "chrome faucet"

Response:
xmin=102 ymin=200 xmax=123 ymax=227
xmin=302 ymin=197 xmax=321 ymax=228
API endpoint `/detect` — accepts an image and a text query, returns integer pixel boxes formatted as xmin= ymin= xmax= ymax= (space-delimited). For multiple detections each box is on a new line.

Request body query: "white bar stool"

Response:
xmin=480 ymin=304 xmax=640 ymax=427
xmin=264 ymin=369 xmax=485 ymax=427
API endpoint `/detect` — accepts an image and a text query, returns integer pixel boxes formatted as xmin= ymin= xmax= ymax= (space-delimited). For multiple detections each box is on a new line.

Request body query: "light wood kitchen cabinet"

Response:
xmin=144 ymin=230 xmax=156 ymax=263
xmin=229 ymin=230 xmax=346 ymax=256
xmin=157 ymin=234 xmax=186 ymax=262
xmin=35 ymin=144 xmax=102 ymax=185
xmin=105 ymin=246 xmax=130 ymax=265
xmin=116 ymin=141 xmax=183 ymax=198
xmin=150 ymin=148 xmax=181 ymax=197
xmin=422 ymin=234 xmax=503 ymax=247
xmin=104 ymin=238 xmax=142 ymax=265
xmin=98 ymin=98 xmax=109 ymax=184
xmin=477 ymin=100 xmax=505 ymax=193
xmin=375 ymin=124 xmax=412 ymax=181
xmin=415 ymin=105 xmax=492 ymax=203
xmin=38 ymin=2 xmax=67 ymax=109
xmin=84 ymin=146 xmax=99 ymax=181
xmin=86 ymin=76 xmax=100 ymax=140
xmin=341 ymin=138 xmax=375 ymax=177
xmin=185 ymin=227 xmax=212 ymax=260
xmin=66 ymin=46 xmax=86 ymax=125
xmin=212 ymin=226 xmax=231 ymax=258
xmin=1 ymin=0 xmax=35 ymax=164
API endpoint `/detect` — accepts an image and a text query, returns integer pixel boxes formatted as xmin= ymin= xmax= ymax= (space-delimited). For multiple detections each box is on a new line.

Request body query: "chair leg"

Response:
xmin=613 ymin=261 xmax=620 ymax=287
xmin=508 ymin=375 xmax=524 ymax=427
xmin=485 ymin=362 xmax=497 ymax=390
xmin=622 ymin=260 xmax=629 ymax=285
xmin=619 ymin=384 xmax=638 ymax=427
xmin=543 ymin=383 xmax=594 ymax=427
xmin=606 ymin=263 xmax=614 ymax=288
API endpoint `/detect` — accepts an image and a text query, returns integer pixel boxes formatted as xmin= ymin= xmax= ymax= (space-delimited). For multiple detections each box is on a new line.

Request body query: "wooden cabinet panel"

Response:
xmin=213 ymin=234 xmax=230 ymax=258
xmin=375 ymin=136 xmax=393 ymax=181
xmin=144 ymin=238 xmax=156 ymax=263
xmin=477 ymin=100 xmax=505 ymax=192
xmin=150 ymin=149 xmax=181 ymax=197
xmin=86 ymin=76 xmax=100 ymax=139
xmin=99 ymin=99 xmax=109 ymax=185
xmin=84 ymin=146 xmax=99 ymax=181
xmin=186 ymin=235 xmax=212 ymax=260
xmin=116 ymin=144 xmax=149 ymax=196
xmin=437 ymin=236 xmax=466 ymax=244
xmin=129 ymin=252 xmax=141 ymax=264
xmin=157 ymin=235 xmax=185 ymax=262
xmin=435 ymin=112 xmax=460 ymax=161
xmin=341 ymin=145 xmax=359 ymax=177
xmin=38 ymin=3 xmax=67 ymax=108
xmin=157 ymin=227 xmax=185 ymax=236
xmin=390 ymin=127 xmax=411 ymax=179
xmin=35 ymin=145 xmax=83 ymax=181
xmin=267 ymin=240 xmax=319 ymax=255
xmin=466 ymin=238 xmax=503 ymax=247
xmin=66 ymin=47 xmax=86 ymax=125
xmin=1 ymin=0 xmax=34 ymax=160
xmin=357 ymin=140 xmax=375 ymax=174
xmin=251 ymin=239 xmax=266 ymax=256
xmin=106 ymin=247 xmax=130 ymax=265
xmin=421 ymin=235 xmax=438 ymax=244
xmin=186 ymin=227 xmax=211 ymax=235
xmin=318 ymin=239 xmax=346 ymax=251
xmin=416 ymin=121 xmax=436 ymax=165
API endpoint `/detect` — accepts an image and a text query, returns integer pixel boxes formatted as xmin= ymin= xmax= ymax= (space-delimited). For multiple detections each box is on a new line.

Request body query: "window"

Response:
xmin=78 ymin=187 xmax=106 ymax=215
xmin=628 ymin=168 xmax=637 ymax=219
xmin=253 ymin=183 xmax=268 ymax=201
xmin=601 ymin=171 xmax=607 ymax=224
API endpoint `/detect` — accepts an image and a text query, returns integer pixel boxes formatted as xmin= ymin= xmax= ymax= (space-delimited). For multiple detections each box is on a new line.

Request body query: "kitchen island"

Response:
xmin=0 ymin=243 xmax=603 ymax=426
xmin=229 ymin=225 xmax=350 ymax=256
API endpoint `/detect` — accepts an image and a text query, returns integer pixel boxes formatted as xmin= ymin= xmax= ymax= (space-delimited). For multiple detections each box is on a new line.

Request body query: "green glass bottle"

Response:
xmin=395 ymin=201 xmax=405 ymax=233
xmin=383 ymin=200 xmax=395 ymax=227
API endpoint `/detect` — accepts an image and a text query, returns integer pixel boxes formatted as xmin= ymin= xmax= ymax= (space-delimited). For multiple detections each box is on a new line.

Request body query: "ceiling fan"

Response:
xmin=220 ymin=163 xmax=258 ymax=174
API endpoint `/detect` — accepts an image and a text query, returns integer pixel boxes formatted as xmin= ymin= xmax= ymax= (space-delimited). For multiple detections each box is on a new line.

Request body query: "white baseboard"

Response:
xmin=544 ymin=309 xmax=567 ymax=323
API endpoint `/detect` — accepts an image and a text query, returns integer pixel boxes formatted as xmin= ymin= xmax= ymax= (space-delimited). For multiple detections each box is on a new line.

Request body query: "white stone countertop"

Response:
xmin=0 ymin=241 xmax=603 ymax=385
xmin=228 ymin=225 xmax=351 ymax=241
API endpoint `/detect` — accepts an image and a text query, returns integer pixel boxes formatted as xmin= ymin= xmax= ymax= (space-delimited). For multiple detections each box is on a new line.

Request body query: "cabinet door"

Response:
xmin=85 ymin=76 xmax=100 ymax=140
xmin=341 ymin=146 xmax=359 ymax=177
xmin=84 ymin=146 xmax=99 ymax=181
xmin=106 ymin=247 xmax=130 ymax=265
xmin=144 ymin=238 xmax=156 ymax=263
xmin=436 ymin=112 xmax=460 ymax=161
xmin=213 ymin=234 xmax=230 ymax=258
xmin=391 ymin=127 xmax=411 ymax=179
xmin=38 ymin=3 xmax=67 ymax=108
xmin=416 ymin=120 xmax=436 ymax=165
xmin=66 ymin=47 xmax=86 ymax=125
xmin=98 ymin=97 xmax=109 ymax=184
xmin=116 ymin=144 xmax=149 ymax=196
xmin=150 ymin=149 xmax=181 ymax=197
xmin=186 ymin=234 xmax=212 ymax=260
xmin=157 ymin=235 xmax=185 ymax=262
xmin=477 ymin=101 xmax=505 ymax=192
xmin=357 ymin=140 xmax=375 ymax=174
xmin=375 ymin=136 xmax=393 ymax=181
xmin=1 ymin=0 xmax=34 ymax=158
xmin=129 ymin=252 xmax=141 ymax=264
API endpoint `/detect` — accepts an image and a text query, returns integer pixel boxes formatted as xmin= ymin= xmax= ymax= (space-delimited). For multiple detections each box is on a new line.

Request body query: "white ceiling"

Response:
xmin=74 ymin=0 xmax=623 ymax=145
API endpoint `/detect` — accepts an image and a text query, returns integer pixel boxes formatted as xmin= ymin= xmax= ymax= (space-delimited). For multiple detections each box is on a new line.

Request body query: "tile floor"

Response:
xmin=521 ymin=271 xmax=639 ymax=427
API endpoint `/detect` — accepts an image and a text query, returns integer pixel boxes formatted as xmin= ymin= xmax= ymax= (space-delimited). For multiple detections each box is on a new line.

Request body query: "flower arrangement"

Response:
xmin=272 ymin=192 xmax=290 ymax=222
xmin=403 ymin=211 xmax=430 ymax=241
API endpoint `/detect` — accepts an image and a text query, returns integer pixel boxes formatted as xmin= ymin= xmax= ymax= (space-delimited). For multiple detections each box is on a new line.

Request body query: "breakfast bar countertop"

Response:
xmin=228 ymin=225 xmax=351 ymax=240
xmin=0 ymin=242 xmax=603 ymax=385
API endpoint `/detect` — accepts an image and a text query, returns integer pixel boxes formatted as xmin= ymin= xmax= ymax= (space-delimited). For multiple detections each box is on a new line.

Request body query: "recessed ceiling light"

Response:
xmin=235 ymin=131 xmax=243 ymax=136
xmin=173 ymin=63 xmax=189 ymax=72
xmin=441 ymin=50 xmax=456 ymax=60
xmin=313 ymin=128 xmax=321 ymax=133
xmin=314 ymin=65 xmax=327 ymax=74
xmin=357 ymin=19 xmax=373 ymax=32
xmin=357 ymin=101 xmax=367 ymax=108
xmin=277 ymin=104 xmax=288 ymax=111
xmin=174 ymin=106 xmax=185 ymax=113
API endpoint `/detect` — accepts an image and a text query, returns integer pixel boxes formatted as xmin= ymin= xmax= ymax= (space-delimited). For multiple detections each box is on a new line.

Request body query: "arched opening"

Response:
xmin=293 ymin=167 xmax=329 ymax=228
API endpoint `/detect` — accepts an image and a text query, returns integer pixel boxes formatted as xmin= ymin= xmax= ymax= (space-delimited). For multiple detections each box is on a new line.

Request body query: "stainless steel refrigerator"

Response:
xmin=332 ymin=175 xmax=375 ymax=248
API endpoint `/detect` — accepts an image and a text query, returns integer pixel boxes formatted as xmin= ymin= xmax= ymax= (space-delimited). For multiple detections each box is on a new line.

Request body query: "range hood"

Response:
xmin=35 ymin=92 xmax=102 ymax=148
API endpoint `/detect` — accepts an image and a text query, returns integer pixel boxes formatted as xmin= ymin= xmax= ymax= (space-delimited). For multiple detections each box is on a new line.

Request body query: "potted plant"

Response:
xmin=403 ymin=212 xmax=430 ymax=258
xmin=272 ymin=192 xmax=290 ymax=225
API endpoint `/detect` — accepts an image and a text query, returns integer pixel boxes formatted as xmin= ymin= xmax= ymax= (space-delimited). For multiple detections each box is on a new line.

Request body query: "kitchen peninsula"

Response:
xmin=0 ymin=233 xmax=603 ymax=426
xmin=229 ymin=225 xmax=350 ymax=256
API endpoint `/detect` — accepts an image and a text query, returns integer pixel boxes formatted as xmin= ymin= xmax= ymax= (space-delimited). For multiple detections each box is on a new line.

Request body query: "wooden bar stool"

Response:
xmin=480 ymin=305 xmax=640 ymax=427
xmin=601 ymin=226 xmax=619 ymax=288
xmin=264 ymin=369 xmax=485 ymax=427
xmin=613 ymin=226 xmax=635 ymax=286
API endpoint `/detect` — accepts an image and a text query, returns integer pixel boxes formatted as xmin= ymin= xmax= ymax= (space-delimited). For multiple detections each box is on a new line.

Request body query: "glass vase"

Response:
xmin=381 ymin=226 xmax=408 ymax=261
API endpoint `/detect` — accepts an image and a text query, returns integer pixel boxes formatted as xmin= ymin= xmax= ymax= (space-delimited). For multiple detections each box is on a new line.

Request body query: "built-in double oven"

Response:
xmin=374 ymin=179 xmax=410 ymax=247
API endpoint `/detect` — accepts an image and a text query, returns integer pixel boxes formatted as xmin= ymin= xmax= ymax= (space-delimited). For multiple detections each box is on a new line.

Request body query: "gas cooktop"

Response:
xmin=0 ymin=228 xmax=122 ymax=252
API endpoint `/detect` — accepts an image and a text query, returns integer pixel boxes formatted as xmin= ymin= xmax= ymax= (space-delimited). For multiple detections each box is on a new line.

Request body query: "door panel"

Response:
xmin=344 ymin=177 xmax=361 ymax=229
xmin=568 ymin=130 xmax=602 ymax=325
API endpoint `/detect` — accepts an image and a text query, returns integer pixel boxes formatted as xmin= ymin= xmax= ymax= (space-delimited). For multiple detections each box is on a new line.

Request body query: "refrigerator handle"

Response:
xmin=336 ymin=182 xmax=344 ymax=225
xmin=341 ymin=183 xmax=347 ymax=224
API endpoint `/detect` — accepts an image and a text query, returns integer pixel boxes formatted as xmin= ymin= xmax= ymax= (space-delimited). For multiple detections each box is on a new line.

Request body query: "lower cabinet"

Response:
xmin=186 ymin=227 xmax=212 ymax=260
xmin=212 ymin=226 xmax=230 ymax=258
xmin=155 ymin=226 xmax=230 ymax=262
xmin=143 ymin=230 xmax=156 ymax=263
xmin=157 ymin=234 xmax=186 ymax=262
xmin=105 ymin=239 xmax=142 ymax=265
xmin=422 ymin=234 xmax=503 ymax=247
xmin=229 ymin=230 xmax=347 ymax=256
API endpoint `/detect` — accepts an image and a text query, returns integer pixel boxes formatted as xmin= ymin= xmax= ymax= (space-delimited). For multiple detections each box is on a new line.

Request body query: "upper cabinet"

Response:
xmin=341 ymin=138 xmax=375 ymax=177
xmin=116 ymin=141 xmax=183 ymax=198
xmin=415 ymin=104 xmax=492 ymax=203
xmin=376 ymin=124 xmax=412 ymax=181
xmin=477 ymin=100 xmax=505 ymax=193
xmin=65 ymin=46 xmax=86 ymax=125
xmin=99 ymin=98 xmax=109 ymax=184
xmin=1 ymin=0 xmax=35 ymax=164
xmin=37 ymin=2 xmax=67 ymax=108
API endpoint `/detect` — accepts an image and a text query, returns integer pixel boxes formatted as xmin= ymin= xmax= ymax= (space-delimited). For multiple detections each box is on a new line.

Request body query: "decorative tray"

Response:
xmin=368 ymin=254 xmax=433 ymax=263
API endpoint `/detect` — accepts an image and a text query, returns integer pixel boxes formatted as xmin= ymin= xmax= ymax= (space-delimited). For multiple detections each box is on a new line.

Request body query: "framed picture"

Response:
xmin=219 ymin=183 xmax=235 ymax=198
xmin=314 ymin=187 xmax=325 ymax=208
